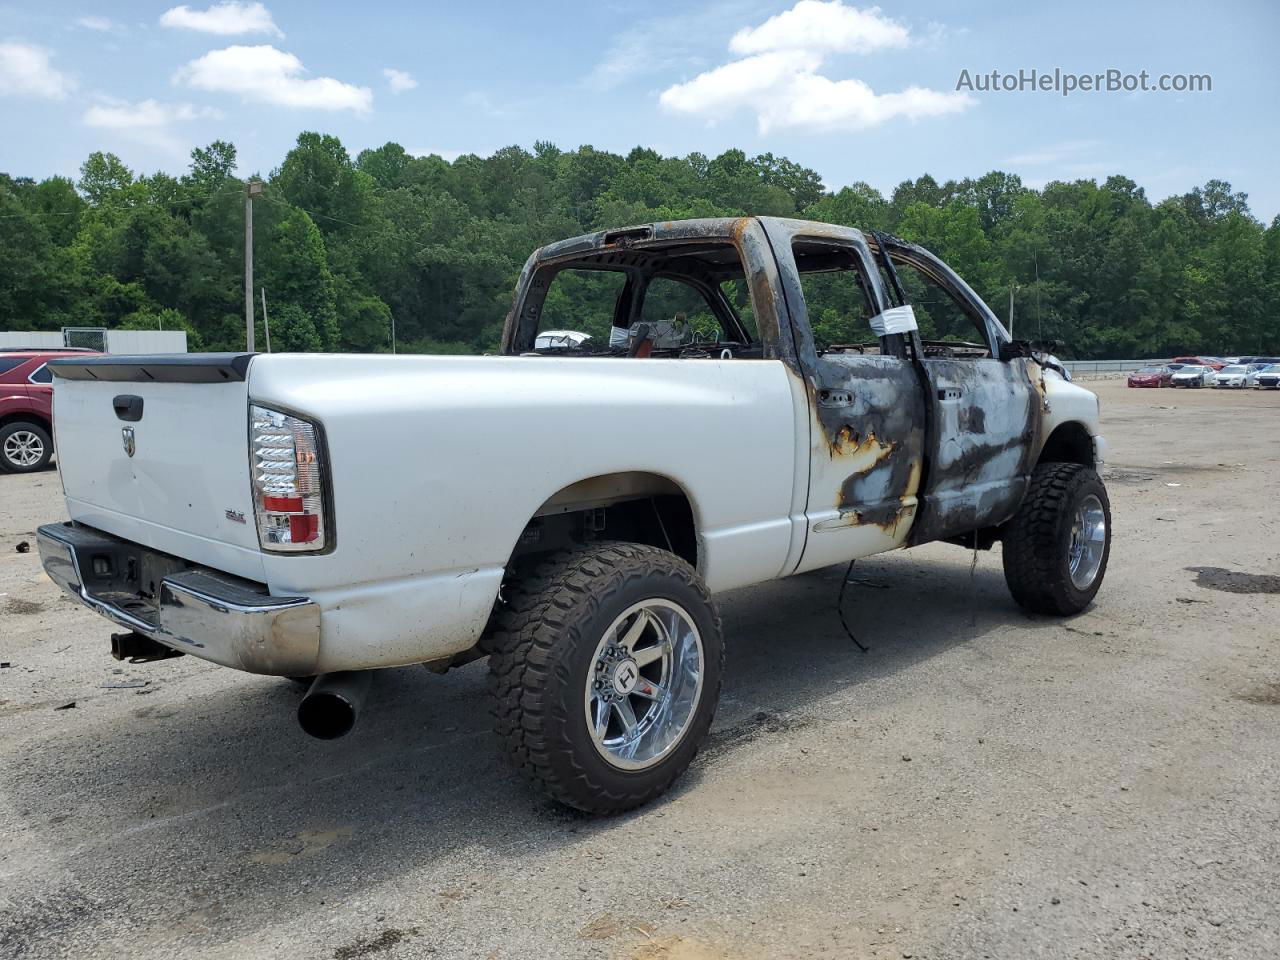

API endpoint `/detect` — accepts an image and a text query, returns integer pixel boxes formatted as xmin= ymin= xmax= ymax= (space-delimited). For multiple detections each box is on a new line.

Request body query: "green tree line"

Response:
xmin=2 ymin=134 xmax=1276 ymax=357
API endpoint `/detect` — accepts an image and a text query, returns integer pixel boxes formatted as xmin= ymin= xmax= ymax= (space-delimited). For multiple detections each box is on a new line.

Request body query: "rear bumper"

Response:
xmin=37 ymin=522 xmax=320 ymax=676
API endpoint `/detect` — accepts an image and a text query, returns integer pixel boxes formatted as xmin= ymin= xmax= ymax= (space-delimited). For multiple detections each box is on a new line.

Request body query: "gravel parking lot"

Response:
xmin=2 ymin=379 xmax=1278 ymax=960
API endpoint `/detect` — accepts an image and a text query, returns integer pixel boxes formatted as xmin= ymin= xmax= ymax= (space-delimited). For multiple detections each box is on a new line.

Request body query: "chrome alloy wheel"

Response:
xmin=584 ymin=599 xmax=704 ymax=771
xmin=3 ymin=430 xmax=44 ymax=468
xmin=1068 ymin=493 xmax=1107 ymax=590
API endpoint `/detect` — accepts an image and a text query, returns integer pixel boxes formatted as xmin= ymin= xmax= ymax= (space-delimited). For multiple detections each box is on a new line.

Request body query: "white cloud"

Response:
xmin=382 ymin=67 xmax=417 ymax=94
xmin=82 ymin=97 xmax=221 ymax=155
xmin=728 ymin=0 xmax=909 ymax=55
xmin=660 ymin=51 xmax=811 ymax=119
xmin=174 ymin=45 xmax=372 ymax=112
xmin=76 ymin=16 xmax=118 ymax=32
xmin=0 ymin=42 xmax=75 ymax=100
xmin=83 ymin=98 xmax=218 ymax=130
xmin=658 ymin=0 xmax=972 ymax=134
xmin=160 ymin=2 xmax=282 ymax=37
xmin=661 ymin=53 xmax=972 ymax=133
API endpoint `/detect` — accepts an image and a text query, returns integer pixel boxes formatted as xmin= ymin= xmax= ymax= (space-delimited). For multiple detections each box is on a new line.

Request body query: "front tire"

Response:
xmin=487 ymin=542 xmax=723 ymax=814
xmin=1002 ymin=463 xmax=1111 ymax=615
xmin=0 ymin=421 xmax=53 ymax=473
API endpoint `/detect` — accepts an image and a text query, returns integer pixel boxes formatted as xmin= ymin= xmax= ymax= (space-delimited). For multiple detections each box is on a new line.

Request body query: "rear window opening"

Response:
xmin=510 ymin=240 xmax=764 ymax=359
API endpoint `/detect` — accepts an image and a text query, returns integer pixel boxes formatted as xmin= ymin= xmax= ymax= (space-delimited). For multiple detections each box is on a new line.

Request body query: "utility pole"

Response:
xmin=244 ymin=180 xmax=264 ymax=352
xmin=1009 ymin=282 xmax=1017 ymax=338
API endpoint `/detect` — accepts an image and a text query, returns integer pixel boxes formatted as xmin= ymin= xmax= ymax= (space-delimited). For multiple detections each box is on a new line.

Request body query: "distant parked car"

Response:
xmin=1128 ymin=365 xmax=1172 ymax=388
xmin=0 ymin=349 xmax=98 ymax=472
xmin=1214 ymin=365 xmax=1259 ymax=388
xmin=1255 ymin=364 xmax=1280 ymax=389
xmin=1170 ymin=365 xmax=1214 ymax=388
xmin=1171 ymin=355 xmax=1225 ymax=371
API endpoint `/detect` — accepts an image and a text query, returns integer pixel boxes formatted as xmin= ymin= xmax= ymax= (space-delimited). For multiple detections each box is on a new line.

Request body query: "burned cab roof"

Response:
xmin=530 ymin=218 xmax=754 ymax=279
xmin=534 ymin=218 xmax=751 ymax=261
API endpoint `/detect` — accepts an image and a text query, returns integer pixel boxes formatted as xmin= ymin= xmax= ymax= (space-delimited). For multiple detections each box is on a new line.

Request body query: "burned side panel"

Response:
xmin=816 ymin=356 xmax=926 ymax=531
xmin=790 ymin=354 xmax=927 ymax=572
xmin=906 ymin=357 xmax=1042 ymax=545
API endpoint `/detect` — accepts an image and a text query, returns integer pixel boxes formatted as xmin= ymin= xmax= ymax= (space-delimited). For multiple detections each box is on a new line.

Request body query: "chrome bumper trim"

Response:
xmin=37 ymin=523 xmax=320 ymax=676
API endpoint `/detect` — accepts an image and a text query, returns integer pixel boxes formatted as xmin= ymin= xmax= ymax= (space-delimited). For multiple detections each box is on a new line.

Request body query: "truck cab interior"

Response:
xmin=505 ymin=237 xmax=766 ymax=359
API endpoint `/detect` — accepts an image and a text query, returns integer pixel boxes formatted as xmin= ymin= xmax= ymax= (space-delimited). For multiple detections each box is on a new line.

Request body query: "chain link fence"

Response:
xmin=1059 ymin=359 xmax=1172 ymax=381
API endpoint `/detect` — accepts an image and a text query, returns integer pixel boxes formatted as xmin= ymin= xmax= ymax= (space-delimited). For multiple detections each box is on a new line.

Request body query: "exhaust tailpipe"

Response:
xmin=110 ymin=631 xmax=184 ymax=663
xmin=297 ymin=671 xmax=372 ymax=740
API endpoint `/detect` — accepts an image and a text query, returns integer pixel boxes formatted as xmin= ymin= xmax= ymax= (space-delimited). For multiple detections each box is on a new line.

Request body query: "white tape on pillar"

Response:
xmin=869 ymin=304 xmax=919 ymax=336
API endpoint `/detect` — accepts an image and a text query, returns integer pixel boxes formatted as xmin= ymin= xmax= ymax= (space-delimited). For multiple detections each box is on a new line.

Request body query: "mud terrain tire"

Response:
xmin=1003 ymin=462 xmax=1111 ymax=615
xmin=488 ymin=542 xmax=723 ymax=814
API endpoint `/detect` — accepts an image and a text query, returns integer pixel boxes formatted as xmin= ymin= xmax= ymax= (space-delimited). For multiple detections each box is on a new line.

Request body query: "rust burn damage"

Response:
xmin=829 ymin=425 xmax=896 ymax=465
xmin=809 ymin=357 xmax=926 ymax=533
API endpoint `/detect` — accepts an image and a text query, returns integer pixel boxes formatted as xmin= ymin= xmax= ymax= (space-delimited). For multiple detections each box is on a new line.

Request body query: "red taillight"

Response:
xmin=263 ymin=495 xmax=304 ymax=512
xmin=289 ymin=513 xmax=320 ymax=543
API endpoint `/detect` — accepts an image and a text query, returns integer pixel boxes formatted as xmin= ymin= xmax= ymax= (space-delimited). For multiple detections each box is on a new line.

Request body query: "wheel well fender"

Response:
xmin=1036 ymin=421 xmax=1094 ymax=468
xmin=0 ymin=411 xmax=51 ymax=433
xmin=510 ymin=471 xmax=702 ymax=570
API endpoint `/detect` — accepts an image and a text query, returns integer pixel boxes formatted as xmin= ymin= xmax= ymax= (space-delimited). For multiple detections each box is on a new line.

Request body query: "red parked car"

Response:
xmin=1127 ymin=365 xmax=1173 ymax=387
xmin=1171 ymin=355 xmax=1224 ymax=371
xmin=0 ymin=348 xmax=98 ymax=473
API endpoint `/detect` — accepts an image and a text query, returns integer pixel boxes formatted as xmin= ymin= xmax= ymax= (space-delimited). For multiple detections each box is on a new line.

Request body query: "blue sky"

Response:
xmin=2 ymin=0 xmax=1277 ymax=219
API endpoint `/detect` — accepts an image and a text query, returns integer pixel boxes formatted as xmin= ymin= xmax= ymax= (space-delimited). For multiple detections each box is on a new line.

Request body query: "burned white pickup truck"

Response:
xmin=39 ymin=217 xmax=1109 ymax=813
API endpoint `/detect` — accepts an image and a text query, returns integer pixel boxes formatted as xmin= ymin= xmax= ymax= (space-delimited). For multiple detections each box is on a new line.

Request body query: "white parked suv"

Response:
xmin=38 ymin=218 xmax=1110 ymax=813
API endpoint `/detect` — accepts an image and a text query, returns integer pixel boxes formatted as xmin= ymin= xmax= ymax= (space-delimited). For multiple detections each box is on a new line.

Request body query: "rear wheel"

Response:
xmin=1002 ymin=462 xmax=1111 ymax=615
xmin=0 ymin=421 xmax=52 ymax=473
xmin=487 ymin=542 xmax=723 ymax=814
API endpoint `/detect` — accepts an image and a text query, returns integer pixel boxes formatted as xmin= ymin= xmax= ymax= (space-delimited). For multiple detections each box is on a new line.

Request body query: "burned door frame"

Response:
xmin=759 ymin=219 xmax=927 ymax=573
xmin=872 ymin=241 xmax=1042 ymax=545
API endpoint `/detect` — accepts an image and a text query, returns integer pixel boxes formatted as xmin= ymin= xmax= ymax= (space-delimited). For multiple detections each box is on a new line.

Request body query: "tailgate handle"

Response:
xmin=113 ymin=395 xmax=144 ymax=422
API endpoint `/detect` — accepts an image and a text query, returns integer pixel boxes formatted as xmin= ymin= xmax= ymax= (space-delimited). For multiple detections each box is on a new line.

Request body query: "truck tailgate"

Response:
xmin=50 ymin=354 xmax=266 ymax=582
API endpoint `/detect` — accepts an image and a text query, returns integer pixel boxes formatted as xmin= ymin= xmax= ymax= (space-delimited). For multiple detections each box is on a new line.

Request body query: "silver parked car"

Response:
xmin=1213 ymin=364 xmax=1260 ymax=388
xmin=1171 ymin=365 xmax=1214 ymax=388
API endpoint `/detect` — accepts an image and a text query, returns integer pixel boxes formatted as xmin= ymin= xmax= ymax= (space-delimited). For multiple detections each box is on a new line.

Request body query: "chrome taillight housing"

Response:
xmin=249 ymin=405 xmax=328 ymax=552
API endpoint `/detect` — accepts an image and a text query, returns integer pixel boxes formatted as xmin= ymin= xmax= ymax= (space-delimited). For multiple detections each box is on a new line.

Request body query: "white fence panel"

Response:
xmin=0 ymin=330 xmax=187 ymax=353
xmin=104 ymin=330 xmax=188 ymax=354
xmin=0 ymin=331 xmax=63 ymax=349
xmin=1060 ymin=359 xmax=1170 ymax=380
